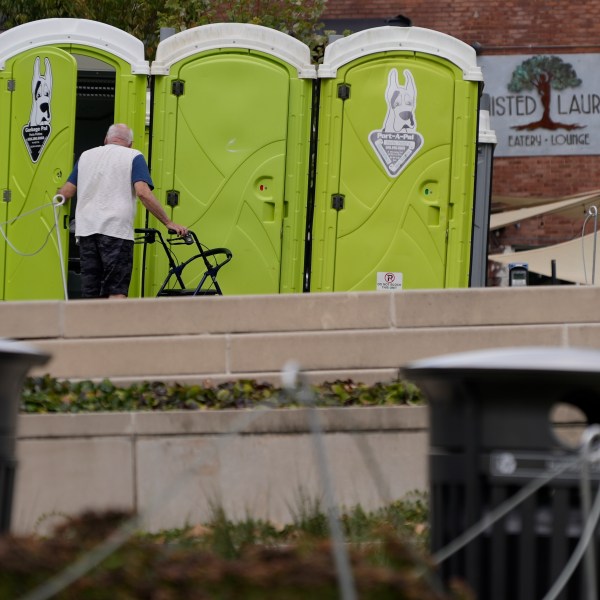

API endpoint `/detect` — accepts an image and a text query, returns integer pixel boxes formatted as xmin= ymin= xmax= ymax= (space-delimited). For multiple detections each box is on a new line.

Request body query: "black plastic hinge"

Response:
xmin=331 ymin=194 xmax=345 ymax=211
xmin=337 ymin=83 xmax=350 ymax=100
xmin=7 ymin=80 xmax=15 ymax=92
xmin=171 ymin=80 xmax=185 ymax=96
xmin=166 ymin=190 xmax=180 ymax=207
xmin=2 ymin=189 xmax=11 ymax=203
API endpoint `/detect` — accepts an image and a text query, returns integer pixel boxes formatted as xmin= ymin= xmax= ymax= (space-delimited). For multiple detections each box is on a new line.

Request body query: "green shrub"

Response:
xmin=21 ymin=376 xmax=424 ymax=413
xmin=0 ymin=498 xmax=474 ymax=600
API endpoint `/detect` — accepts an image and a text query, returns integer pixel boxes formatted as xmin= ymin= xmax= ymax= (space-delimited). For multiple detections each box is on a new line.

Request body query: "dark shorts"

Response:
xmin=78 ymin=234 xmax=134 ymax=297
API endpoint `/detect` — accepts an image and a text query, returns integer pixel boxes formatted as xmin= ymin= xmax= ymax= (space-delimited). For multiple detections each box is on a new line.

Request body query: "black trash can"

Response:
xmin=0 ymin=339 xmax=49 ymax=533
xmin=402 ymin=346 xmax=600 ymax=600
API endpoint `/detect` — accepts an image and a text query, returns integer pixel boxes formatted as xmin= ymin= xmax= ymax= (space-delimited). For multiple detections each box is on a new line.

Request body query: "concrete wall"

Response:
xmin=5 ymin=286 xmax=600 ymax=534
xmin=2 ymin=287 xmax=600 ymax=385
xmin=14 ymin=406 xmax=428 ymax=535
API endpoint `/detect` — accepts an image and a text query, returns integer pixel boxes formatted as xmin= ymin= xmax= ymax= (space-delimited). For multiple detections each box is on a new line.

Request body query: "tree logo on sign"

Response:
xmin=508 ymin=55 xmax=583 ymax=131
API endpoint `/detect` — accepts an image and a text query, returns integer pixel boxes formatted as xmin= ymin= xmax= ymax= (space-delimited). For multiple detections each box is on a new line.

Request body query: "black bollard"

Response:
xmin=0 ymin=339 xmax=49 ymax=533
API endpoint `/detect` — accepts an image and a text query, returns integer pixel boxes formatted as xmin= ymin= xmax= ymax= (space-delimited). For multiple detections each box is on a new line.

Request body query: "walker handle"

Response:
xmin=168 ymin=229 xmax=194 ymax=245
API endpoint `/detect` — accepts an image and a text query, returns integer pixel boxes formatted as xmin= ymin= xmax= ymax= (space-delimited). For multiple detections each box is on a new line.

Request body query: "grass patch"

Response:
xmin=0 ymin=494 xmax=475 ymax=600
xmin=141 ymin=492 xmax=430 ymax=558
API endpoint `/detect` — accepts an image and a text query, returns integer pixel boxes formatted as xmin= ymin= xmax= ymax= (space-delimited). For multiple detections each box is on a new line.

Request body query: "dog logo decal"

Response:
xmin=22 ymin=57 xmax=53 ymax=163
xmin=369 ymin=68 xmax=424 ymax=177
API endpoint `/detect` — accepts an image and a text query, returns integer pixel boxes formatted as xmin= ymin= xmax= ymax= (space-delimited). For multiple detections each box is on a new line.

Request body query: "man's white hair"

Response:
xmin=106 ymin=123 xmax=134 ymax=145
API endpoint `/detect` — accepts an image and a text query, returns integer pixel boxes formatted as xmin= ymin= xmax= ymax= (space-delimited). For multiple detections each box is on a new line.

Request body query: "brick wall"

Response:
xmin=322 ymin=0 xmax=600 ymax=253
xmin=322 ymin=0 xmax=600 ymax=51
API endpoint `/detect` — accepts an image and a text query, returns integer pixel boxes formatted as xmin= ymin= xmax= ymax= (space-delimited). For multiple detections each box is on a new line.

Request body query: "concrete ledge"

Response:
xmin=62 ymin=293 xmax=394 ymax=337
xmin=393 ymin=286 xmax=600 ymax=327
xmin=17 ymin=406 xmax=426 ymax=437
xmin=2 ymin=286 xmax=600 ymax=384
xmin=0 ymin=301 xmax=63 ymax=339
xmin=32 ymin=335 xmax=228 ymax=379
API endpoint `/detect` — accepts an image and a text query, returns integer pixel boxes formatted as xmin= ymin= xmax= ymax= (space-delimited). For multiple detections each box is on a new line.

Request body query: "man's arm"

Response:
xmin=57 ymin=161 xmax=79 ymax=201
xmin=134 ymin=180 xmax=188 ymax=236
xmin=57 ymin=181 xmax=77 ymax=200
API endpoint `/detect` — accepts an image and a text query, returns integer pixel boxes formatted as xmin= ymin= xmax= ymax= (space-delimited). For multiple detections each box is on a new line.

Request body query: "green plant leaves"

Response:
xmin=20 ymin=376 xmax=424 ymax=413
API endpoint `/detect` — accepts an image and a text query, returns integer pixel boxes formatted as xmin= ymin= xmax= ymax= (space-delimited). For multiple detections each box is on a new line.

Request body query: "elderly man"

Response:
xmin=58 ymin=123 xmax=188 ymax=298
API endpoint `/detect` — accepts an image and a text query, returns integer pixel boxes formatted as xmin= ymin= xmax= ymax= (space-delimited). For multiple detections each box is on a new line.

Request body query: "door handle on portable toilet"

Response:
xmin=262 ymin=201 xmax=275 ymax=222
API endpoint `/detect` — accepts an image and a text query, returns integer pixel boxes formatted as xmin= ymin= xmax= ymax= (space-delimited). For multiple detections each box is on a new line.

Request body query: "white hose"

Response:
xmin=0 ymin=195 xmax=69 ymax=300
xmin=52 ymin=194 xmax=69 ymax=300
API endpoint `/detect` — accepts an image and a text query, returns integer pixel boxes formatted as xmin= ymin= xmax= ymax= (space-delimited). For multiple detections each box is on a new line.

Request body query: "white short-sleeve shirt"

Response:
xmin=75 ymin=144 xmax=142 ymax=240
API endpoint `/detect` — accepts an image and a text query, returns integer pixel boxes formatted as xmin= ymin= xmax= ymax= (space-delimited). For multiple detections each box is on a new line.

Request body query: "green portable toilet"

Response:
xmin=0 ymin=19 xmax=149 ymax=300
xmin=146 ymin=23 xmax=316 ymax=296
xmin=309 ymin=27 xmax=482 ymax=292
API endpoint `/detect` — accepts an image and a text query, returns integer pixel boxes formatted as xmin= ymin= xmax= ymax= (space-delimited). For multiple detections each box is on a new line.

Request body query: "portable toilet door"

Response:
xmin=147 ymin=23 xmax=316 ymax=296
xmin=0 ymin=19 xmax=149 ymax=301
xmin=309 ymin=27 xmax=482 ymax=292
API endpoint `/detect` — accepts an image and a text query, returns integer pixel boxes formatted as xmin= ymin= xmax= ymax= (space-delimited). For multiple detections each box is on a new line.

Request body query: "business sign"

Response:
xmin=478 ymin=54 xmax=600 ymax=157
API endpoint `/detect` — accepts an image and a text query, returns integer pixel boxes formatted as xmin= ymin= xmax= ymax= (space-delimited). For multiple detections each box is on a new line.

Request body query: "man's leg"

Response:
xmin=78 ymin=235 xmax=103 ymax=298
xmin=98 ymin=235 xmax=134 ymax=298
